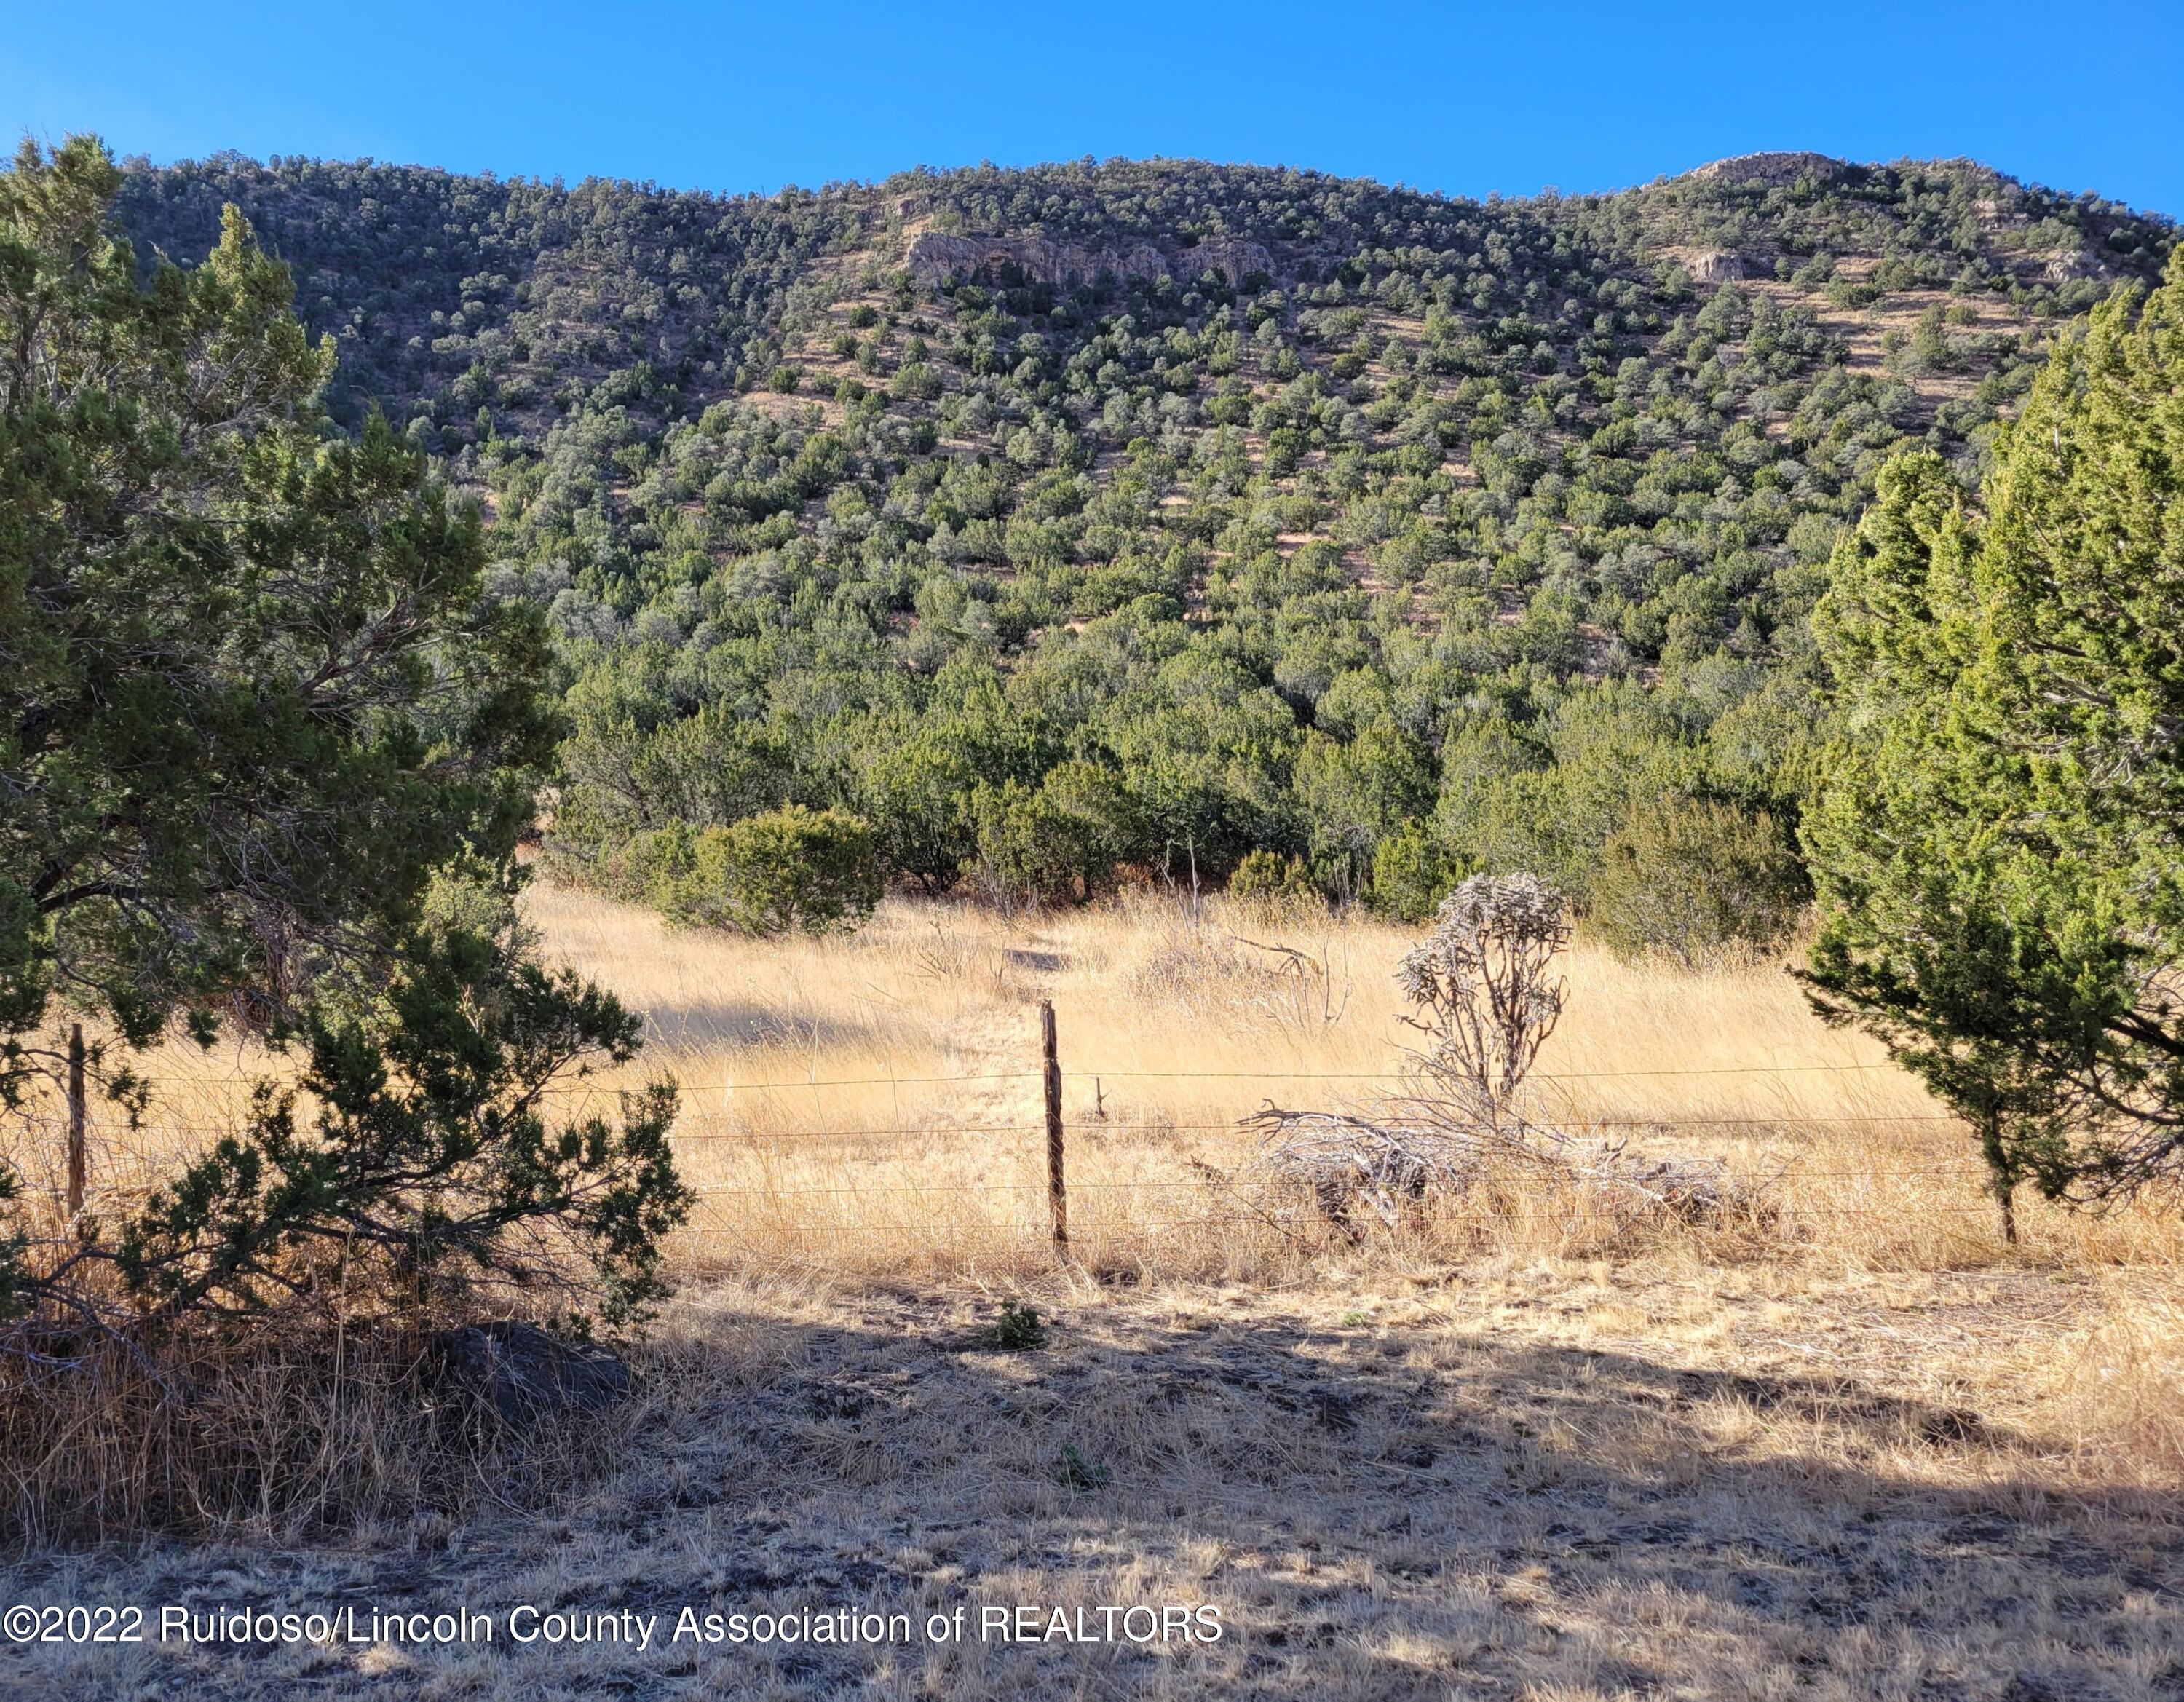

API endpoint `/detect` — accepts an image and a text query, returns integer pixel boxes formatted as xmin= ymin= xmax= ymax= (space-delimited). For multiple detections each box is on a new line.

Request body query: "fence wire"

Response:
xmin=12 ymin=1054 xmax=2041 ymax=1232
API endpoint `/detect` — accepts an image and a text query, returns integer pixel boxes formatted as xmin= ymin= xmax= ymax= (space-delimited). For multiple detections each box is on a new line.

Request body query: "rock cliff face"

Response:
xmin=2044 ymin=248 xmax=2117 ymax=282
xmin=906 ymin=231 xmax=1275 ymax=290
xmin=1687 ymin=250 xmax=1747 ymax=282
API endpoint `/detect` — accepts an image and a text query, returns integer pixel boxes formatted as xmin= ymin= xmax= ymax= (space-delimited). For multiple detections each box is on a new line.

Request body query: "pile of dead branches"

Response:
xmin=1242 ymin=874 xmax=1746 ymax=1238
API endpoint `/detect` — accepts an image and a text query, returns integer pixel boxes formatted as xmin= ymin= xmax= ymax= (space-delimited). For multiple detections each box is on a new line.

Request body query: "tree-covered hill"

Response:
xmin=114 ymin=150 xmax=2177 ymax=944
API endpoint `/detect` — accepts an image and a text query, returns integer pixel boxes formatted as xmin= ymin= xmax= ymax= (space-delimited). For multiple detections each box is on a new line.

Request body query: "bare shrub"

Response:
xmin=1246 ymin=874 xmax=1746 ymax=1238
xmin=1128 ymin=902 xmax=1353 ymax=1034
xmin=913 ymin=911 xmax=983 ymax=982
xmin=1396 ymin=871 xmax=1571 ymax=1126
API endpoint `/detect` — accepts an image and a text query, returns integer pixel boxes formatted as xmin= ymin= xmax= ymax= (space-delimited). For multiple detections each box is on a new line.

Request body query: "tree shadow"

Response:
xmin=10 ymin=1291 xmax=2181 ymax=1701
xmin=636 ymin=1002 xmax=878 ymax=1055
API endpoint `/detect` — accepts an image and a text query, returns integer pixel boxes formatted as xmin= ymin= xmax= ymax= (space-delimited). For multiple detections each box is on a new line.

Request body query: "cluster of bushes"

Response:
xmin=109 ymin=148 xmax=2173 ymax=967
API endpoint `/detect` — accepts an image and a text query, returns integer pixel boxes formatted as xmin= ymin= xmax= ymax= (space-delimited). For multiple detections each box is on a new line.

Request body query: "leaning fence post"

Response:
xmin=1040 ymin=1000 xmax=1069 ymax=1257
xmin=66 ymin=1021 xmax=87 ymax=1224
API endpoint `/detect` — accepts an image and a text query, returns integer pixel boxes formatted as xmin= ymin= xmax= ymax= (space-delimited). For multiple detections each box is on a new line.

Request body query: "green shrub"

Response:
xmin=1369 ymin=822 xmax=1463 ymax=922
xmin=890 ymin=361 xmax=942 ymax=401
xmin=970 ymin=761 xmax=1138 ymax=906
xmin=1588 ymin=799 xmax=1808 ymax=965
xmin=1227 ymin=849 xmax=1328 ymax=927
xmin=1056 ymin=1444 xmax=1110 ymax=1490
xmin=636 ymin=807 xmax=881 ymax=936
xmin=1228 ymin=849 xmax=1317 ymax=906
xmin=982 ymin=1301 xmax=1044 ymax=1350
xmin=117 ymin=919 xmax=689 ymax=1327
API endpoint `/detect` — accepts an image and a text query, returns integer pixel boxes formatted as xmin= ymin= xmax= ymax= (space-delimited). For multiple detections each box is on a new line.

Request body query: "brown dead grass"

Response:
xmin=489 ymin=883 xmax=2184 ymax=1284
xmin=9 ymin=1267 xmax=2180 ymax=1698
xmin=7 ymin=883 xmax=2182 ymax=1699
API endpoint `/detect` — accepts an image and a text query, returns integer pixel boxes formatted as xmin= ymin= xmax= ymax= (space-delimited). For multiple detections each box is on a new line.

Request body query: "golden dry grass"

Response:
xmin=16 ymin=881 xmax=2184 ymax=1404
xmin=492 ymin=882 xmax=2184 ymax=1283
xmin=9 ymin=883 xmax=2184 ymax=1701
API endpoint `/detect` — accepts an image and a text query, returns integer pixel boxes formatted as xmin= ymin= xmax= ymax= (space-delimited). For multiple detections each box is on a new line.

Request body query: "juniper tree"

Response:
xmin=0 ymin=137 xmax=687 ymax=1324
xmin=2 ymin=136 xmax=555 ymax=1060
xmin=115 ymin=911 xmax=688 ymax=1326
xmin=1803 ymin=254 xmax=2184 ymax=1230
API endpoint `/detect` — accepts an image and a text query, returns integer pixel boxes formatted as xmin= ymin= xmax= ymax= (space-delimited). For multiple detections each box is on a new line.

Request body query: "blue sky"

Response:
xmin=7 ymin=1 xmax=2181 ymax=215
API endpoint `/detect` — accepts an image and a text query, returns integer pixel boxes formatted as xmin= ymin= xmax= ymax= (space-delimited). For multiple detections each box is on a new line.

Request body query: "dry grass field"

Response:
xmin=7 ymin=883 xmax=2184 ymax=1701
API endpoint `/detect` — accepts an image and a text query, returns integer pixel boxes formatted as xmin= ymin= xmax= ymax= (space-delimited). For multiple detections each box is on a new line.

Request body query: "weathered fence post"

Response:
xmin=66 ymin=1022 xmax=87 ymax=1224
xmin=1040 ymin=1000 xmax=1068 ymax=1257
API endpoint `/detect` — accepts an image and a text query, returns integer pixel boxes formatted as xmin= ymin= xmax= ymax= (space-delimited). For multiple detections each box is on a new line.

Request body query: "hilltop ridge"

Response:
xmin=108 ymin=149 xmax=2178 ymax=919
xmin=1681 ymin=151 xmax=1847 ymax=186
xmin=116 ymin=150 xmax=2170 ymax=433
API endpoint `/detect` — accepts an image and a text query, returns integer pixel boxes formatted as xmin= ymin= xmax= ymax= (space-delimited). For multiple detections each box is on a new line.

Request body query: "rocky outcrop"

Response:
xmin=1687 ymin=250 xmax=1747 ymax=283
xmin=1685 ymin=152 xmax=1847 ymax=189
xmin=906 ymin=231 xmax=1275 ymax=290
xmin=1188 ymin=237 xmax=1278 ymax=287
xmin=2042 ymin=248 xmax=2115 ymax=282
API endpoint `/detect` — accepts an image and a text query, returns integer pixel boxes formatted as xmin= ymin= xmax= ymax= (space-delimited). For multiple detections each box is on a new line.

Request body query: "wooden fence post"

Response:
xmin=1040 ymin=1000 xmax=1068 ymax=1258
xmin=66 ymin=1022 xmax=87 ymax=1224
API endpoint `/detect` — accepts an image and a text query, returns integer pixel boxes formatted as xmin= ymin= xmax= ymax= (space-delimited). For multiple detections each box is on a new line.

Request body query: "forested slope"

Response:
xmin=116 ymin=150 xmax=2176 ymax=943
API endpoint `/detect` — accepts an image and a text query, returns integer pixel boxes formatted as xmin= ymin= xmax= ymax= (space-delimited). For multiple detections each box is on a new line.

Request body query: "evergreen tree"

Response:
xmin=1803 ymin=255 xmax=2184 ymax=1229
xmin=1 ymin=137 xmax=554 ymax=1061
xmin=1 ymin=137 xmax=687 ymax=1324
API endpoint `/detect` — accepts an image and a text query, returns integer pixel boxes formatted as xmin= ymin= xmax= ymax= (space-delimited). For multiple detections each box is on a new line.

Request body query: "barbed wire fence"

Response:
xmin=15 ymin=1006 xmax=2062 ymax=1264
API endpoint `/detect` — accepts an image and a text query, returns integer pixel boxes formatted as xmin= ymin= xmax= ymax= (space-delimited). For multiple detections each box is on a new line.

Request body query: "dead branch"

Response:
xmin=1239 ymin=874 xmax=1751 ymax=1235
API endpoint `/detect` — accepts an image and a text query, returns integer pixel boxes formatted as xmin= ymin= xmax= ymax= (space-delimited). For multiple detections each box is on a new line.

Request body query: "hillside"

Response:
xmin=115 ymin=151 xmax=2177 ymax=925
xmin=12 ymin=139 xmax=2184 ymax=1702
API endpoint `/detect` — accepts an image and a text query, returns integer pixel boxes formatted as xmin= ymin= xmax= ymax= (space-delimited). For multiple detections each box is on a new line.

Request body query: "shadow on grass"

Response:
xmin=636 ymin=1002 xmax=879 ymax=1056
xmin=8 ymin=1289 xmax=2181 ymax=1701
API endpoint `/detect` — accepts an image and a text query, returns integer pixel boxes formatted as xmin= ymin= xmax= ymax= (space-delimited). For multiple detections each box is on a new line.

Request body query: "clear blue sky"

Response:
xmin=7 ymin=1 xmax=2181 ymax=215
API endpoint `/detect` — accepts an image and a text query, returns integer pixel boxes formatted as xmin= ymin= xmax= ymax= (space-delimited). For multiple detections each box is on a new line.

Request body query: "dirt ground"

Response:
xmin=8 ymin=1259 xmax=2180 ymax=1701
xmin=11 ymin=892 xmax=2181 ymax=1698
